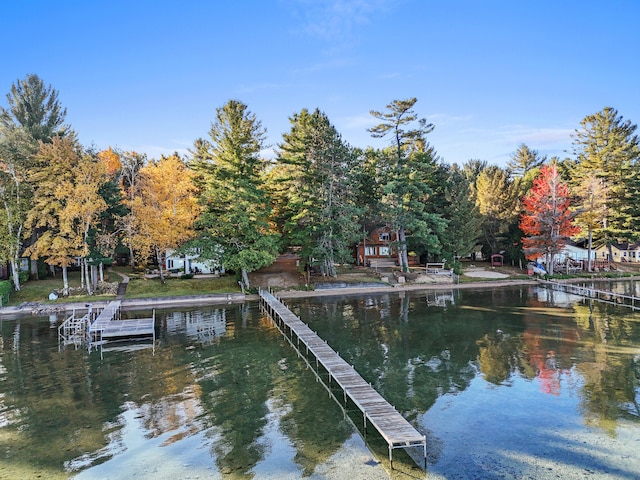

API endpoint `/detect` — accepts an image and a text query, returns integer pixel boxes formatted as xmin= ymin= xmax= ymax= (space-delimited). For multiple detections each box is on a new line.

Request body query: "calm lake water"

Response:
xmin=0 ymin=284 xmax=639 ymax=479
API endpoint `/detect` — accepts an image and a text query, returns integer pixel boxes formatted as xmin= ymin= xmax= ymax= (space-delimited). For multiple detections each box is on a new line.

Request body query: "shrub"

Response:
xmin=180 ymin=273 xmax=194 ymax=279
xmin=0 ymin=280 xmax=11 ymax=305
xmin=18 ymin=270 xmax=29 ymax=284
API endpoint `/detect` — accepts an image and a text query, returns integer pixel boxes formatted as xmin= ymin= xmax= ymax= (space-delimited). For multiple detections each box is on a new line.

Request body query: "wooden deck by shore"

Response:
xmin=259 ymin=288 xmax=426 ymax=471
xmin=59 ymin=300 xmax=155 ymax=351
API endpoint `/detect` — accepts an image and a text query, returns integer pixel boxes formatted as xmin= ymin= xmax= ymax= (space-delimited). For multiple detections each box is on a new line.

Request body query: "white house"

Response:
xmin=165 ymin=247 xmax=224 ymax=275
xmin=555 ymin=243 xmax=591 ymax=263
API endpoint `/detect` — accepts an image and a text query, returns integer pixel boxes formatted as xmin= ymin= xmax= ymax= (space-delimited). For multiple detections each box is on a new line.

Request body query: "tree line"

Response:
xmin=1 ymin=74 xmax=639 ymax=293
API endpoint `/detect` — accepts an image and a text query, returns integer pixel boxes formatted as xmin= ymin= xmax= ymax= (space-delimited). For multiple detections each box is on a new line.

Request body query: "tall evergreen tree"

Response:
xmin=570 ymin=107 xmax=640 ymax=242
xmin=368 ymin=98 xmax=446 ymax=272
xmin=475 ymin=165 xmax=520 ymax=257
xmin=1 ymin=74 xmax=70 ymax=281
xmin=507 ymin=143 xmax=546 ymax=179
xmin=273 ymin=108 xmax=361 ymax=276
xmin=351 ymin=147 xmax=384 ymax=265
xmin=192 ymin=100 xmax=279 ymax=289
xmin=440 ymin=164 xmax=482 ymax=264
xmin=0 ymin=74 xmax=68 ymax=142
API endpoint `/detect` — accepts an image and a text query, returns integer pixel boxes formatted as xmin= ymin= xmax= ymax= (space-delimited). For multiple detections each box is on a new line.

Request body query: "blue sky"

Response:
xmin=3 ymin=0 xmax=639 ymax=167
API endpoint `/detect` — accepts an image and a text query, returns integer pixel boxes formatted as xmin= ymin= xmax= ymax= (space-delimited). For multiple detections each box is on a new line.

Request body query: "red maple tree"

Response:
xmin=519 ymin=164 xmax=580 ymax=275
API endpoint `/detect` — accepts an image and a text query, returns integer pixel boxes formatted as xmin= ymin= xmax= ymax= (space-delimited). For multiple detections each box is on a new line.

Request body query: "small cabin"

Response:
xmin=355 ymin=227 xmax=419 ymax=266
xmin=594 ymin=242 xmax=640 ymax=263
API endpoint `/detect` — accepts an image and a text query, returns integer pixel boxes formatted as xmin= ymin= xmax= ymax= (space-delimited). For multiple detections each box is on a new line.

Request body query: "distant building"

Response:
xmin=165 ymin=247 xmax=224 ymax=274
xmin=355 ymin=227 xmax=420 ymax=266
xmin=594 ymin=242 xmax=640 ymax=263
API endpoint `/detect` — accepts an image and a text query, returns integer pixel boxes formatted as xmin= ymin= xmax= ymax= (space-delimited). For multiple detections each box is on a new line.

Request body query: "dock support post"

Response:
xmin=424 ymin=436 xmax=427 ymax=471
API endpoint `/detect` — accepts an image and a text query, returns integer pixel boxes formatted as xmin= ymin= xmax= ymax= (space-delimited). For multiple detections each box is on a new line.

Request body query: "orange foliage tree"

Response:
xmin=519 ymin=163 xmax=580 ymax=275
xmin=126 ymin=154 xmax=200 ymax=282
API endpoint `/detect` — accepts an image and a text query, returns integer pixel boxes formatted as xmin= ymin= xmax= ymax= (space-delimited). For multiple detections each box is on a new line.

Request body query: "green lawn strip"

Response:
xmin=123 ymin=276 xmax=240 ymax=299
xmin=6 ymin=271 xmax=240 ymax=305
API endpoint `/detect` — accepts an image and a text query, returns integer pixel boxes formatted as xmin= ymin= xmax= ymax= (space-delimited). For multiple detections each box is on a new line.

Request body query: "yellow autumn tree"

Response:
xmin=24 ymin=137 xmax=108 ymax=294
xmin=60 ymin=153 xmax=108 ymax=293
xmin=127 ymin=154 xmax=200 ymax=282
xmin=97 ymin=146 xmax=122 ymax=176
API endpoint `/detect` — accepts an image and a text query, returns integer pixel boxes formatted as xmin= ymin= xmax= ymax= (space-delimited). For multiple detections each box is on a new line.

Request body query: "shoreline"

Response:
xmin=1 ymin=273 xmax=635 ymax=317
xmin=0 ymin=278 xmax=539 ymax=317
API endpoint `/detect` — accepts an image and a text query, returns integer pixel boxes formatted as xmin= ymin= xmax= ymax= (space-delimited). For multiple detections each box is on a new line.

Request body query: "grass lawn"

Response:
xmin=124 ymin=275 xmax=240 ymax=298
xmin=7 ymin=270 xmax=117 ymax=306
xmin=5 ymin=268 xmax=241 ymax=306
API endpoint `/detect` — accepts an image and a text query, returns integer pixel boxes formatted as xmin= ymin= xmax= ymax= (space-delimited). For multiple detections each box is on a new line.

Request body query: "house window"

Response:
xmin=167 ymin=259 xmax=174 ymax=269
xmin=623 ymin=252 xmax=627 ymax=256
xmin=364 ymin=247 xmax=375 ymax=256
xmin=379 ymin=232 xmax=390 ymax=241
xmin=379 ymin=246 xmax=391 ymax=256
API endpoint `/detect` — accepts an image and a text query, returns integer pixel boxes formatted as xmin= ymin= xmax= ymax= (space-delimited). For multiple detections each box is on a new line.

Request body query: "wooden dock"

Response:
xmin=541 ymin=280 xmax=640 ymax=310
xmin=259 ymin=289 xmax=426 ymax=470
xmin=88 ymin=300 xmax=155 ymax=345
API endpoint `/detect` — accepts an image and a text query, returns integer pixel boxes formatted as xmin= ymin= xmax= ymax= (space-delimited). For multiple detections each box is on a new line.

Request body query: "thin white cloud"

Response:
xmin=283 ymin=0 xmax=399 ymax=42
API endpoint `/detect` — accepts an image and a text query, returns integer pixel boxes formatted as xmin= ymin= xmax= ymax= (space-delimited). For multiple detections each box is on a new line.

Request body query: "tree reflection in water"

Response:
xmin=1 ymin=285 xmax=639 ymax=478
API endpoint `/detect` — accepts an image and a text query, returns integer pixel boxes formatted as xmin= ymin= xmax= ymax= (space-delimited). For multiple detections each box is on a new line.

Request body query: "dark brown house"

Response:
xmin=355 ymin=227 xmax=419 ymax=266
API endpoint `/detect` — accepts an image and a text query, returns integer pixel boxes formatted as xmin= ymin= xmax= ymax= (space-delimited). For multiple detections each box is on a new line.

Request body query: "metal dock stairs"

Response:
xmin=59 ymin=300 xmax=155 ymax=351
xmin=259 ymin=289 xmax=427 ymax=471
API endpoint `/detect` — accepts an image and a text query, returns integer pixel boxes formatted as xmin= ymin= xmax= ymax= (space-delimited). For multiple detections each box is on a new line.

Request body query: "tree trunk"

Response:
xmin=156 ymin=247 xmax=166 ymax=284
xmin=84 ymin=259 xmax=93 ymax=295
xmin=587 ymin=228 xmax=593 ymax=272
xmin=395 ymin=228 xmax=403 ymax=268
xmin=30 ymin=258 xmax=38 ymax=280
xmin=10 ymin=259 xmax=21 ymax=291
xmin=242 ymin=268 xmax=250 ymax=290
xmin=362 ymin=229 xmax=367 ymax=266
xmin=91 ymin=264 xmax=98 ymax=289
xmin=99 ymin=262 xmax=104 ymax=282
xmin=62 ymin=266 xmax=69 ymax=296
xmin=399 ymin=226 xmax=409 ymax=273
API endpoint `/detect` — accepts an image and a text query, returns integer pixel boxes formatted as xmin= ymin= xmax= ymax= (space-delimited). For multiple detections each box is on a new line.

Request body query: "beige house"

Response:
xmin=593 ymin=242 xmax=640 ymax=263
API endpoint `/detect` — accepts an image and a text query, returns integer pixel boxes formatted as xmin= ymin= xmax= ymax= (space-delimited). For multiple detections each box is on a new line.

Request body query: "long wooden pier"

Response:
xmin=541 ymin=280 xmax=640 ymax=310
xmin=259 ymin=289 xmax=426 ymax=470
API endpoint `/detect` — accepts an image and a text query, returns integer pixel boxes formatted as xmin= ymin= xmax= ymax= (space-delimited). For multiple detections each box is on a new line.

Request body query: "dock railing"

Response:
xmin=541 ymin=279 xmax=640 ymax=310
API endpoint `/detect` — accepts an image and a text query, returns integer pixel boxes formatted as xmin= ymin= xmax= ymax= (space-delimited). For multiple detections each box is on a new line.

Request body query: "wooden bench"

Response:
xmin=426 ymin=262 xmax=446 ymax=273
